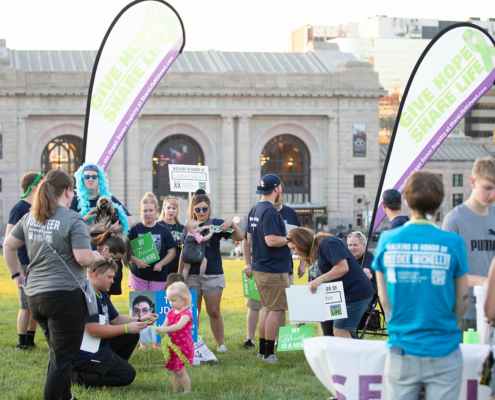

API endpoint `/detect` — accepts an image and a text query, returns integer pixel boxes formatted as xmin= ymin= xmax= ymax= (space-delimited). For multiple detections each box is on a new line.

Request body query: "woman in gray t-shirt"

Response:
xmin=4 ymin=169 xmax=104 ymax=400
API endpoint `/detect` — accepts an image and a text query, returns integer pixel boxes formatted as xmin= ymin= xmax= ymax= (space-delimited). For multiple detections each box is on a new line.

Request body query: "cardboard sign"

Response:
xmin=130 ymin=232 xmax=159 ymax=264
xmin=277 ymin=325 xmax=314 ymax=351
xmin=129 ymin=290 xmax=198 ymax=343
xmin=322 ymin=282 xmax=348 ymax=320
xmin=288 ymin=285 xmax=326 ymax=322
xmin=242 ymin=271 xmax=260 ymax=301
xmin=168 ymin=164 xmax=210 ymax=193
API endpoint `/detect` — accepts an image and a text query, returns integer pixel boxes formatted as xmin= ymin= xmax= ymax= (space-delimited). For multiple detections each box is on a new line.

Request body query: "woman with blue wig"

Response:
xmin=70 ymin=163 xmax=136 ymax=295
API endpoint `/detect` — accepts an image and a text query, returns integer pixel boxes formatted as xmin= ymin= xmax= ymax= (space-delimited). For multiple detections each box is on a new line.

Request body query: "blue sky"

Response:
xmin=0 ymin=0 xmax=491 ymax=52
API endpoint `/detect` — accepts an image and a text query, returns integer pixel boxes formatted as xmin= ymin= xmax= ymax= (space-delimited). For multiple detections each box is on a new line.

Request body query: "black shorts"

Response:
xmin=108 ymin=260 xmax=123 ymax=296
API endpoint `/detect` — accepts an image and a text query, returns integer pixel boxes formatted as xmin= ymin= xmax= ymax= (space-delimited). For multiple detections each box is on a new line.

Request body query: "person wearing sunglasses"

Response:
xmin=178 ymin=189 xmax=244 ymax=353
xmin=71 ymin=163 xmax=136 ymax=297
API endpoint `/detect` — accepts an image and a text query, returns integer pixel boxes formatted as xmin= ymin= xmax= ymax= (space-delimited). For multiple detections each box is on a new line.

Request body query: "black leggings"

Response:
xmin=28 ymin=289 xmax=87 ymax=400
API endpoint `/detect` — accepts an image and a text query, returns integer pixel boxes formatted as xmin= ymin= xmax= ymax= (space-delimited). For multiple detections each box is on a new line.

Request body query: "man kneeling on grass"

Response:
xmin=71 ymin=259 xmax=158 ymax=388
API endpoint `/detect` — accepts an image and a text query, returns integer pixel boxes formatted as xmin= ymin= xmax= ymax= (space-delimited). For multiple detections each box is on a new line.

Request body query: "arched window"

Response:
xmin=153 ymin=134 xmax=205 ymax=200
xmin=41 ymin=135 xmax=83 ymax=176
xmin=261 ymin=135 xmax=310 ymax=203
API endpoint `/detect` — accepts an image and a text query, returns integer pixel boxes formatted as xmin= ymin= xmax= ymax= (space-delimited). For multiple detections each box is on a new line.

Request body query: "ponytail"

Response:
xmin=32 ymin=169 xmax=73 ymax=225
xmin=187 ymin=189 xmax=212 ymax=220
xmin=90 ymin=232 xmax=125 ymax=255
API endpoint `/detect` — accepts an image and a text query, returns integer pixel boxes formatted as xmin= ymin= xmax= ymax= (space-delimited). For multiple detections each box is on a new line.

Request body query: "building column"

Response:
xmin=236 ymin=114 xmax=251 ymax=216
xmin=327 ymin=117 xmax=339 ymax=214
xmin=220 ymin=115 xmax=235 ymax=218
xmin=17 ymin=117 xmax=27 ymax=181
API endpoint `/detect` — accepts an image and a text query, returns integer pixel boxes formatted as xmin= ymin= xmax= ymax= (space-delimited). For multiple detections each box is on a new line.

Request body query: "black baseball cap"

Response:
xmin=382 ymin=189 xmax=401 ymax=205
xmin=256 ymin=174 xmax=281 ymax=194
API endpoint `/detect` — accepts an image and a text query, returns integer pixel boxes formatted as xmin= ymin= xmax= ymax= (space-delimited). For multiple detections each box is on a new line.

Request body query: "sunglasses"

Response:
xmin=195 ymin=207 xmax=209 ymax=213
xmin=84 ymin=165 xmax=99 ymax=171
xmin=84 ymin=174 xmax=98 ymax=181
xmin=93 ymin=257 xmax=113 ymax=272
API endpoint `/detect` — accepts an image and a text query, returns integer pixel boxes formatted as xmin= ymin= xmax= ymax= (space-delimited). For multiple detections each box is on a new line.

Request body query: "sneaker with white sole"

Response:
xmin=264 ymin=354 xmax=279 ymax=364
xmin=257 ymin=352 xmax=265 ymax=359
xmin=216 ymin=345 xmax=228 ymax=353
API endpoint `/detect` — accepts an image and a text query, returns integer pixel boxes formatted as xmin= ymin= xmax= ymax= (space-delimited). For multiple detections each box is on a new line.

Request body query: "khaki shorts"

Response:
xmin=245 ymin=274 xmax=294 ymax=310
xmin=253 ymin=271 xmax=289 ymax=311
xmin=187 ymin=274 xmax=226 ymax=295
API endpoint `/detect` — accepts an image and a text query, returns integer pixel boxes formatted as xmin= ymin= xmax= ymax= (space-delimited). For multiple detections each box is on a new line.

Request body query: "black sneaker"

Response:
xmin=26 ymin=343 xmax=36 ymax=350
xmin=239 ymin=339 xmax=255 ymax=349
xmin=15 ymin=344 xmax=28 ymax=351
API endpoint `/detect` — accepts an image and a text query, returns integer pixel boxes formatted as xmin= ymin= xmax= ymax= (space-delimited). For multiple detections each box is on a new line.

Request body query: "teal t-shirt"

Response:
xmin=372 ymin=221 xmax=469 ymax=358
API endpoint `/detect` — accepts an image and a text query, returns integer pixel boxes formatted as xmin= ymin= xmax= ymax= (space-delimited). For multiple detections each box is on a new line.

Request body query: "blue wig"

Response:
xmin=73 ymin=162 xmax=131 ymax=234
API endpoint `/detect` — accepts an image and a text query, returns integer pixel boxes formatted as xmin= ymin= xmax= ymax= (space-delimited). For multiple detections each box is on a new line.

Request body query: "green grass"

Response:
xmin=0 ymin=258 xmax=339 ymax=400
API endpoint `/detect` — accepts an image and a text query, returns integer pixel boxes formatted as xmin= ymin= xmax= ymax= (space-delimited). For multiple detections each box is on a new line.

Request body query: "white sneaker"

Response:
xmin=264 ymin=354 xmax=279 ymax=364
xmin=216 ymin=345 xmax=228 ymax=353
xmin=257 ymin=352 xmax=265 ymax=359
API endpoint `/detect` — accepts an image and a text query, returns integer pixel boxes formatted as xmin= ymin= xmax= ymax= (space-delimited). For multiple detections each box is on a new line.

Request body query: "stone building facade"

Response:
xmin=0 ymin=39 xmax=385 ymax=232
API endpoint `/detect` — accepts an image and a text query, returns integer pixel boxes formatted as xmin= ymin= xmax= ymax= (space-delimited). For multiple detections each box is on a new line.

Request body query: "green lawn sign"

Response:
xmin=131 ymin=232 xmax=160 ymax=264
xmin=242 ymin=271 xmax=260 ymax=301
xmin=277 ymin=325 xmax=313 ymax=352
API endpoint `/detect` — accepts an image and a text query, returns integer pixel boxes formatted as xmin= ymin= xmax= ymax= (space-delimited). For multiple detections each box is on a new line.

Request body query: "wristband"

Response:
xmin=322 ymin=274 xmax=328 ymax=283
xmin=11 ymin=272 xmax=21 ymax=280
xmin=125 ymin=324 xmax=129 ymax=334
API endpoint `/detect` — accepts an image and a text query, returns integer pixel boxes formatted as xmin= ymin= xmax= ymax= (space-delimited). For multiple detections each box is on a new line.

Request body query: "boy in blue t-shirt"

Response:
xmin=372 ymin=171 xmax=469 ymax=400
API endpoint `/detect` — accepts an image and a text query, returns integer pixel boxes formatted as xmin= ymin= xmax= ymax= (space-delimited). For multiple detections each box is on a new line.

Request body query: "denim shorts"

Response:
xmin=333 ymin=296 xmax=373 ymax=330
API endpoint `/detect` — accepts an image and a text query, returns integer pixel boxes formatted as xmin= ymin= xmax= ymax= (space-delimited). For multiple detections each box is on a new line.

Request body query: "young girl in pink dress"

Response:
xmin=156 ymin=282 xmax=194 ymax=393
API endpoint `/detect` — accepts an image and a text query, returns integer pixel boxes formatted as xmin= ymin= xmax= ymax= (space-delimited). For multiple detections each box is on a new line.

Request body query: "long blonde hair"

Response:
xmin=159 ymin=198 xmax=181 ymax=223
xmin=32 ymin=169 xmax=73 ymax=225
xmin=140 ymin=192 xmax=159 ymax=221
xmin=289 ymin=227 xmax=329 ymax=265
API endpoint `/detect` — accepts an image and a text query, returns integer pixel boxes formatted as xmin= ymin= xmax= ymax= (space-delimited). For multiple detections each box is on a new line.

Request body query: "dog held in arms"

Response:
xmin=88 ymin=196 xmax=131 ymax=266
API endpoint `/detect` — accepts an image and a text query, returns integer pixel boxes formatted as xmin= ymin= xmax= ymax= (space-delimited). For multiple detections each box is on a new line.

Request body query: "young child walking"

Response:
xmin=182 ymin=219 xmax=214 ymax=281
xmin=156 ymin=282 xmax=194 ymax=393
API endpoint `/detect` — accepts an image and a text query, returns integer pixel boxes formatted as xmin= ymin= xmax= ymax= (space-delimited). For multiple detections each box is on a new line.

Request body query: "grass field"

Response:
xmin=0 ymin=257 xmax=345 ymax=400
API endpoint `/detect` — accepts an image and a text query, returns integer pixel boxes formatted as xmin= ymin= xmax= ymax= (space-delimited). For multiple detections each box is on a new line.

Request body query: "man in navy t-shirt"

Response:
xmin=245 ymin=174 xmax=291 ymax=364
xmin=382 ymin=189 xmax=409 ymax=230
xmin=72 ymin=261 xmax=157 ymax=388
xmin=241 ymin=182 xmax=303 ymax=349
xmin=6 ymin=172 xmax=43 ymax=351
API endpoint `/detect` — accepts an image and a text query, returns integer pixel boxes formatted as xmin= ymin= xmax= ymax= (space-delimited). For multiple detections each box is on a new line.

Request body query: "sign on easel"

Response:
xmin=168 ymin=164 xmax=210 ymax=193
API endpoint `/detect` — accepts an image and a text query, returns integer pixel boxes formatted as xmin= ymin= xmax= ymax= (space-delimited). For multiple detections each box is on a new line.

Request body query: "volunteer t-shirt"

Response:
xmin=442 ymin=204 xmax=495 ymax=320
xmin=182 ymin=218 xmax=232 ymax=276
xmin=8 ymin=200 xmax=31 ymax=266
xmin=158 ymin=221 xmax=184 ymax=274
xmin=309 ymin=236 xmax=374 ymax=303
xmin=73 ymin=291 xmax=119 ymax=368
xmin=10 ymin=207 xmax=92 ymax=296
xmin=128 ymin=223 xmax=176 ymax=282
xmin=372 ymin=221 xmax=469 ymax=357
xmin=389 ymin=215 xmax=410 ymax=230
xmin=247 ymin=201 xmax=291 ymax=274
xmin=279 ymin=205 xmax=303 ymax=276
xmin=70 ymin=194 xmax=131 ymax=216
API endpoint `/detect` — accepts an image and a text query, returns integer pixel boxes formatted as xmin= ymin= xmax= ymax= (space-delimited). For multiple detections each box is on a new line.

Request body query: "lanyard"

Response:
xmin=260 ymin=199 xmax=274 ymax=206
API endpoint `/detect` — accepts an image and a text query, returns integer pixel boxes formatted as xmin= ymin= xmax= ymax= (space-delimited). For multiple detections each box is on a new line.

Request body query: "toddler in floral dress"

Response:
xmin=156 ymin=282 xmax=194 ymax=393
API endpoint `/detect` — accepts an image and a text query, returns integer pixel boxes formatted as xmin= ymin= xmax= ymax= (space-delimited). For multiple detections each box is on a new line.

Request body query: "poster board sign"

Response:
xmin=323 ymin=282 xmax=348 ymax=320
xmin=130 ymin=232 xmax=159 ymax=263
xmin=289 ymin=285 xmax=326 ymax=322
xmin=352 ymin=122 xmax=367 ymax=157
xmin=168 ymin=164 xmax=210 ymax=193
xmin=129 ymin=290 xmax=197 ymax=343
xmin=277 ymin=325 xmax=314 ymax=352
xmin=242 ymin=271 xmax=260 ymax=301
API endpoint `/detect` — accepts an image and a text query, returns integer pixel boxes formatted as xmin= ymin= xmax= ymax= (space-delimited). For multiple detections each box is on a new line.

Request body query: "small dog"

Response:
xmin=90 ymin=196 xmax=120 ymax=233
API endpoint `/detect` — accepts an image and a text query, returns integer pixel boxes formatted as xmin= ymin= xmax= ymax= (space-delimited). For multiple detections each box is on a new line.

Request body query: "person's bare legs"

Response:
xmin=177 ymin=366 xmax=191 ymax=392
xmin=247 ymin=308 xmax=260 ymax=340
xmin=17 ymin=308 xmax=31 ymax=335
xmin=198 ymin=259 xmax=209 ymax=279
xmin=195 ymin=291 xmax=203 ymax=329
xmin=266 ymin=310 xmax=284 ymax=340
xmin=333 ymin=327 xmax=352 ymax=338
xmin=204 ymin=293 xmax=224 ymax=347
xmin=173 ymin=370 xmax=181 ymax=392
xmin=182 ymin=263 xmax=191 ymax=282
xmin=258 ymin=307 xmax=269 ymax=340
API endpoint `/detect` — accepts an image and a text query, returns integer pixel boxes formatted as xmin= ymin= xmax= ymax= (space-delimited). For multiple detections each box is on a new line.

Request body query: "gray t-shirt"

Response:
xmin=11 ymin=207 xmax=91 ymax=296
xmin=442 ymin=203 xmax=495 ymax=320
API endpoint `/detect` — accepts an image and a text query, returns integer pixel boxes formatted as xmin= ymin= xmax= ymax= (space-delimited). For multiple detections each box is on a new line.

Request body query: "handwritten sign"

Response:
xmin=242 ymin=271 xmax=260 ymax=301
xmin=130 ymin=232 xmax=159 ymax=264
xmin=277 ymin=324 xmax=313 ymax=351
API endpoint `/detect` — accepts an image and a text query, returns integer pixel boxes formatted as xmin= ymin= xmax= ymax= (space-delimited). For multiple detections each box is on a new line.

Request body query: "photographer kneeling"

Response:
xmin=72 ymin=259 xmax=157 ymax=388
xmin=288 ymin=228 xmax=374 ymax=338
